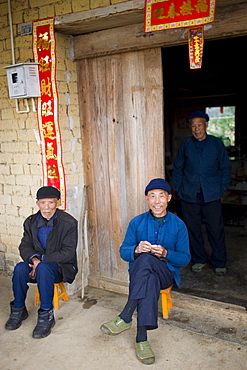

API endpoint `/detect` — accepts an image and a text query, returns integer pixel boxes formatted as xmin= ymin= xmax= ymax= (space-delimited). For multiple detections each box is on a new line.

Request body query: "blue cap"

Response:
xmin=188 ymin=110 xmax=209 ymax=122
xmin=145 ymin=178 xmax=171 ymax=195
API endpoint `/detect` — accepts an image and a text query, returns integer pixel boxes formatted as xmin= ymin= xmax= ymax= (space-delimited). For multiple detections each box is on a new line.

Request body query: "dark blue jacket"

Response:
xmin=173 ymin=135 xmax=231 ymax=203
xmin=119 ymin=211 xmax=190 ymax=288
xmin=19 ymin=209 xmax=78 ymax=283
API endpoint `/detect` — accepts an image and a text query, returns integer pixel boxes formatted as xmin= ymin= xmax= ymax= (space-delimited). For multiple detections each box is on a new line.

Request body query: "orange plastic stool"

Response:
xmin=160 ymin=285 xmax=173 ymax=319
xmin=35 ymin=282 xmax=69 ymax=309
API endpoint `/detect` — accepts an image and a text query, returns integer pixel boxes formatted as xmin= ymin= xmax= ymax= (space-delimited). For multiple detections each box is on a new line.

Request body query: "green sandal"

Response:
xmin=215 ymin=267 xmax=226 ymax=276
xmin=192 ymin=263 xmax=206 ymax=272
xmin=135 ymin=341 xmax=155 ymax=365
xmin=100 ymin=316 xmax=132 ymax=335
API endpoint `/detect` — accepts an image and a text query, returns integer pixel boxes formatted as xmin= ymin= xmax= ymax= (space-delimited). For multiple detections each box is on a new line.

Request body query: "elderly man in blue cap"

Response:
xmin=100 ymin=178 xmax=190 ymax=365
xmin=173 ymin=110 xmax=231 ymax=276
xmin=5 ymin=186 xmax=78 ymax=338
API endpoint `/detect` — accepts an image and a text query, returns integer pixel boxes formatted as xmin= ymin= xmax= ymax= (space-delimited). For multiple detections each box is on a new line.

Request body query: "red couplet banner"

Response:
xmin=188 ymin=26 xmax=204 ymax=69
xmin=32 ymin=18 xmax=66 ymax=210
xmin=144 ymin=0 xmax=216 ymax=33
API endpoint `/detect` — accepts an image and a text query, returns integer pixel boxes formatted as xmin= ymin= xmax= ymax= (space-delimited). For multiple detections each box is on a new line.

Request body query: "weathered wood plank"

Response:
xmin=77 ymin=48 xmax=164 ymax=287
xmin=55 ymin=0 xmax=144 ymax=35
xmin=121 ymin=48 xmax=164 ymax=219
xmin=78 ymin=59 xmax=100 ymax=278
xmin=74 ymin=3 xmax=247 ymax=60
xmin=143 ymin=48 xmax=164 ymax=181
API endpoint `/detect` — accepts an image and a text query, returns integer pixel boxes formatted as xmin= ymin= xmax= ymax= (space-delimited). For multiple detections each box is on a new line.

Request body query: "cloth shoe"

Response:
xmin=5 ymin=301 xmax=28 ymax=330
xmin=191 ymin=263 xmax=206 ymax=272
xmin=135 ymin=341 xmax=155 ymax=365
xmin=100 ymin=316 xmax=132 ymax=335
xmin=32 ymin=308 xmax=55 ymax=339
xmin=215 ymin=267 xmax=226 ymax=276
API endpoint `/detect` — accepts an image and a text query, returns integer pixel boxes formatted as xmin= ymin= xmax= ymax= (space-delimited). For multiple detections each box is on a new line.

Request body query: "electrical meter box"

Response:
xmin=3 ymin=63 xmax=40 ymax=99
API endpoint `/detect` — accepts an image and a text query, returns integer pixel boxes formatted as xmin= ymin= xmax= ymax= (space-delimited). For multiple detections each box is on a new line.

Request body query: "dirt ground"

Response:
xmin=0 ymin=274 xmax=247 ymax=370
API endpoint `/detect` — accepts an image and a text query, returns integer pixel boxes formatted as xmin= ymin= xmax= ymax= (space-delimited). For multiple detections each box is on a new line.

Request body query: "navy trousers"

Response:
xmin=12 ymin=261 xmax=63 ymax=310
xmin=128 ymin=253 xmax=173 ymax=330
xmin=181 ymin=199 xmax=227 ymax=268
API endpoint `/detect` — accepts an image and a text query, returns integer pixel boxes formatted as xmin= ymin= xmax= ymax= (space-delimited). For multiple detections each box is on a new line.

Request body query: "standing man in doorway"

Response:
xmin=173 ymin=110 xmax=231 ymax=276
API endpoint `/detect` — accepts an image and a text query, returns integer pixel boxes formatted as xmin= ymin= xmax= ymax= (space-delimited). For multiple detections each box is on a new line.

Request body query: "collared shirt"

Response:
xmin=120 ymin=210 xmax=190 ymax=288
xmin=37 ymin=211 xmax=58 ymax=250
xmin=173 ymin=134 xmax=231 ymax=203
xmin=28 ymin=211 xmax=58 ymax=262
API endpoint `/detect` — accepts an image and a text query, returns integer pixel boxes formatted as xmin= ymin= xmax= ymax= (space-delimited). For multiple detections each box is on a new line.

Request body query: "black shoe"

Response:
xmin=32 ymin=308 xmax=55 ymax=339
xmin=5 ymin=301 xmax=28 ymax=330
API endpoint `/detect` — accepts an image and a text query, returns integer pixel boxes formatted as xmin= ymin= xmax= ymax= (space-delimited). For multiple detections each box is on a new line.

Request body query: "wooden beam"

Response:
xmin=55 ymin=0 xmax=144 ymax=35
xmin=74 ymin=2 xmax=247 ymax=60
xmin=56 ymin=0 xmax=246 ymax=36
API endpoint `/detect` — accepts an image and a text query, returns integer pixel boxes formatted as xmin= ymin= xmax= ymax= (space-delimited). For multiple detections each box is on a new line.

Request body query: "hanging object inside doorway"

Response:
xmin=188 ymin=26 xmax=204 ymax=69
xmin=144 ymin=0 xmax=216 ymax=69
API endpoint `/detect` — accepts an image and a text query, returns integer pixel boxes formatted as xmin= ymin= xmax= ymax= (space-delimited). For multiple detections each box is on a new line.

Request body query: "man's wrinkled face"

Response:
xmin=190 ymin=117 xmax=208 ymax=141
xmin=146 ymin=189 xmax=172 ymax=218
xmin=36 ymin=198 xmax=60 ymax=220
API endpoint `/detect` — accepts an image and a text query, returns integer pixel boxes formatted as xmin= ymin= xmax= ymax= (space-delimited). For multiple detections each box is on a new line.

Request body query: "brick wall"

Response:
xmin=0 ymin=0 xmax=130 ymax=295
xmin=0 ymin=0 xmax=100 ymax=294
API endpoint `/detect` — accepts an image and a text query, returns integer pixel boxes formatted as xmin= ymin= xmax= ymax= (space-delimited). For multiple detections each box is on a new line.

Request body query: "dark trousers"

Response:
xmin=12 ymin=261 xmax=63 ymax=310
xmin=180 ymin=199 xmax=227 ymax=268
xmin=129 ymin=253 xmax=173 ymax=330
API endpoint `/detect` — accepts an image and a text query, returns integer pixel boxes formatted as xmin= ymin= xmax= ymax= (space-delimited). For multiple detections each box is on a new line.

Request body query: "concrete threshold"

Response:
xmin=172 ymin=290 xmax=247 ymax=323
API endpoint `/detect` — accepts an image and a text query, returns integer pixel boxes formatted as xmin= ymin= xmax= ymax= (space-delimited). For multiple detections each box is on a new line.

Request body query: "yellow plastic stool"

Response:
xmin=35 ymin=282 xmax=69 ymax=309
xmin=160 ymin=285 xmax=173 ymax=319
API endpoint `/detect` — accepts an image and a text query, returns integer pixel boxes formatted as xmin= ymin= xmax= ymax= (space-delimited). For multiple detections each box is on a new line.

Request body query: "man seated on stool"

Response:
xmin=100 ymin=178 xmax=190 ymax=365
xmin=5 ymin=186 xmax=78 ymax=338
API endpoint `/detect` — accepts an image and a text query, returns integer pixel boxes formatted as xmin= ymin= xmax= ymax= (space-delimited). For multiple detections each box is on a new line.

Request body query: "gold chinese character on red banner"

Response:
xmin=47 ymin=165 xmax=59 ymax=179
xmin=42 ymin=121 xmax=56 ymax=139
xmin=37 ymin=32 xmax=50 ymax=51
xmin=39 ymin=56 xmax=50 ymax=73
xmin=40 ymin=77 xmax=52 ymax=97
xmin=46 ymin=142 xmax=57 ymax=160
xmin=42 ymin=101 xmax=53 ymax=117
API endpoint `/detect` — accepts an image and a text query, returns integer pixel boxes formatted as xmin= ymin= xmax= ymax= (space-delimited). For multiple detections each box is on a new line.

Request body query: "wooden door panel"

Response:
xmin=77 ymin=48 xmax=164 ymax=290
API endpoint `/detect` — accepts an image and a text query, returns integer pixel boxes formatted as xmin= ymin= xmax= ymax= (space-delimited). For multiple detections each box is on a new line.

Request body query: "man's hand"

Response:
xmin=135 ymin=241 xmax=152 ymax=254
xmin=151 ymin=244 xmax=168 ymax=258
xmin=29 ymin=257 xmax=40 ymax=280
xmin=135 ymin=241 xmax=168 ymax=258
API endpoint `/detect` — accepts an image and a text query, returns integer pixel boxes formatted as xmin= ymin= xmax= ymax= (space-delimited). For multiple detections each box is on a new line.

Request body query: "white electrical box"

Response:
xmin=3 ymin=63 xmax=40 ymax=99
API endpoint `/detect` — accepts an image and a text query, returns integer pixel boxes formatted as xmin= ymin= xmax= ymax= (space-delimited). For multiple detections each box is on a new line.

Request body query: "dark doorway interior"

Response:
xmin=163 ymin=35 xmax=247 ymax=163
xmin=162 ymin=36 xmax=247 ymax=308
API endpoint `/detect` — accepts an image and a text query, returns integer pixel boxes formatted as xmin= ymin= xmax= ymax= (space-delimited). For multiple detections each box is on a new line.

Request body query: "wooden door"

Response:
xmin=77 ymin=48 xmax=164 ymax=292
